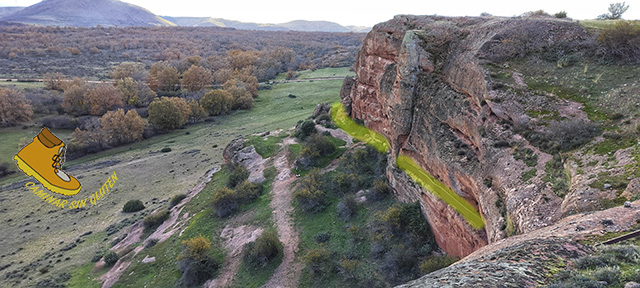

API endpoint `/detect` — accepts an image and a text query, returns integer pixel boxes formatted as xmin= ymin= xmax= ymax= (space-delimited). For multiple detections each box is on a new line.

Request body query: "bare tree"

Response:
xmin=598 ymin=2 xmax=629 ymax=19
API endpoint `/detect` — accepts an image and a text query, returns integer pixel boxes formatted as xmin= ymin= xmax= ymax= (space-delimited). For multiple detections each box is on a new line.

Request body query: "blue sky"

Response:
xmin=1 ymin=0 xmax=638 ymax=26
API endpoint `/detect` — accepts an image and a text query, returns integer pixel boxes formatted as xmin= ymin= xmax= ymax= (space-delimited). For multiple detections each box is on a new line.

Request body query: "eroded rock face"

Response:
xmin=223 ymin=138 xmax=266 ymax=183
xmin=341 ymin=15 xmax=600 ymax=258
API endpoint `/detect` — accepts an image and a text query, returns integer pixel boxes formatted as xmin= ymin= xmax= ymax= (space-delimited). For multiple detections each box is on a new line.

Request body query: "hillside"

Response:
xmin=0 ymin=0 xmax=174 ymax=27
xmin=0 ymin=7 xmax=23 ymax=18
xmin=162 ymin=16 xmax=369 ymax=32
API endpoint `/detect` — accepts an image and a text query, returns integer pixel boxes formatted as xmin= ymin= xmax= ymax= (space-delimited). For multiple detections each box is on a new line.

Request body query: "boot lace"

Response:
xmin=52 ymin=148 xmax=65 ymax=171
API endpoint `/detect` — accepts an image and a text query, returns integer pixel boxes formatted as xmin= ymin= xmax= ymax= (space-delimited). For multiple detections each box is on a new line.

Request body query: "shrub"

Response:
xmin=521 ymin=10 xmax=550 ymax=17
xmin=600 ymin=244 xmax=640 ymax=263
xmin=178 ymin=235 xmax=219 ymax=287
xmin=337 ymin=196 xmax=358 ymax=222
xmin=179 ymin=256 xmax=219 ymax=287
xmin=148 ymin=62 xmax=180 ymax=91
xmin=339 ymin=258 xmax=361 ymax=281
xmin=116 ymin=77 xmax=156 ymax=107
xmin=315 ymin=232 xmax=331 ymax=243
xmin=227 ymin=163 xmax=249 ymax=188
xmin=161 ymin=147 xmax=172 ymax=153
xmin=181 ymin=235 xmax=211 ymax=260
xmin=170 ymin=194 xmax=187 ymax=208
xmin=100 ymin=109 xmax=146 ymax=146
xmin=381 ymin=245 xmax=419 ymax=283
xmin=295 ymin=119 xmax=317 ymax=140
xmin=103 ymin=251 xmax=119 ymax=266
xmin=369 ymin=180 xmax=392 ymax=201
xmin=110 ymin=62 xmax=146 ymax=81
xmin=201 ymin=89 xmax=233 ymax=116
xmin=143 ymin=209 xmax=170 ymax=229
xmin=39 ymin=115 xmax=80 ymax=130
xmin=181 ymin=65 xmax=213 ymax=92
xmin=243 ymin=230 xmax=282 ymax=268
xmin=293 ymin=187 xmax=327 ymax=213
xmin=419 ymin=255 xmax=457 ymax=274
xmin=211 ymin=187 xmax=239 ymax=218
xmin=148 ymin=97 xmax=187 ymax=130
xmin=574 ymin=253 xmax=618 ymax=269
xmin=145 ymin=238 xmax=159 ymax=248
xmin=303 ymin=247 xmax=334 ymax=275
xmin=0 ymin=162 xmax=15 ymax=178
xmin=301 ymin=135 xmax=337 ymax=159
xmin=593 ymin=266 xmax=620 ymax=285
xmin=597 ymin=20 xmax=640 ymax=63
xmin=86 ymin=84 xmax=125 ymax=116
xmin=235 ymin=180 xmax=263 ymax=203
xmin=554 ymin=11 xmax=568 ymax=18
xmin=0 ymin=87 xmax=33 ymax=127
xmin=122 ymin=199 xmax=145 ymax=212
xmin=224 ymin=78 xmax=254 ymax=110
xmin=187 ymin=99 xmax=206 ymax=123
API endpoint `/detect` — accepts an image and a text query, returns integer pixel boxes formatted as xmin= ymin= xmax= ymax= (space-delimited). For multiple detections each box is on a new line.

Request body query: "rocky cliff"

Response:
xmin=341 ymin=14 xmax=640 ymax=262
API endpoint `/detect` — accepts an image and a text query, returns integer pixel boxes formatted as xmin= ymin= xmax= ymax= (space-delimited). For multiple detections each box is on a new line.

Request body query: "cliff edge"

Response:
xmin=341 ymin=14 xmax=640 ymax=272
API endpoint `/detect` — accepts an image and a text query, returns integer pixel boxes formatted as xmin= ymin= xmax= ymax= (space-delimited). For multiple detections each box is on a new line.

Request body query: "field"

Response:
xmin=0 ymin=68 xmax=348 ymax=287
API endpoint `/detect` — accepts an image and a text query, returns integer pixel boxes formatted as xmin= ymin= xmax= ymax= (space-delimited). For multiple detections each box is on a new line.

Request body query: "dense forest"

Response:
xmin=0 ymin=25 xmax=365 ymax=79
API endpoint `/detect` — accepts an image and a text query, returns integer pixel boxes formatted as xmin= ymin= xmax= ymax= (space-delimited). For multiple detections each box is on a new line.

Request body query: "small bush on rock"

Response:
xmin=243 ymin=230 xmax=282 ymax=268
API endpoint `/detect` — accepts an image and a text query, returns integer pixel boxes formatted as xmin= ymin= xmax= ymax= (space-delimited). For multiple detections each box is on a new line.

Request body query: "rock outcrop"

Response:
xmin=223 ymin=138 xmax=266 ymax=183
xmin=341 ymin=15 xmax=639 ymax=259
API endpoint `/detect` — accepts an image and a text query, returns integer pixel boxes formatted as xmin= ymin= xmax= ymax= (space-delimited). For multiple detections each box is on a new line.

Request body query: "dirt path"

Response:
xmin=262 ymin=139 xmax=301 ymax=288
xmin=207 ymin=225 xmax=264 ymax=288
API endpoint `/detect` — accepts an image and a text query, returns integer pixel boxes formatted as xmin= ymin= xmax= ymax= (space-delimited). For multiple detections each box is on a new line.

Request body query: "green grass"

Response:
xmin=231 ymin=244 xmax=283 ymax=288
xmin=66 ymin=263 xmax=103 ymax=288
xmin=578 ymin=19 xmax=623 ymax=30
xmin=0 ymin=81 xmax=45 ymax=90
xmin=245 ymin=133 xmax=288 ymax=158
xmin=526 ymin=80 xmax=609 ymax=121
xmin=287 ymin=143 xmax=301 ymax=163
xmin=397 ymin=154 xmax=485 ymax=229
xmin=521 ymin=168 xmax=537 ymax=182
xmin=591 ymin=137 xmax=636 ymax=155
xmin=297 ymin=67 xmax=355 ymax=79
xmin=330 ymin=102 xmax=390 ymax=153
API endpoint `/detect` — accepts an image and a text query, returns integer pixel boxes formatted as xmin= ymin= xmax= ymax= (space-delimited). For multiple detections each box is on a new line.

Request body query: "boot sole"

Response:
xmin=14 ymin=155 xmax=81 ymax=196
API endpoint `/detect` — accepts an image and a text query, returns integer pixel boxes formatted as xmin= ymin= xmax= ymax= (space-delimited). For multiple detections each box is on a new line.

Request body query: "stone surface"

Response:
xmin=341 ymin=15 xmax=611 ymax=259
xmin=223 ymin=137 xmax=266 ymax=183
xmin=141 ymin=256 xmax=155 ymax=264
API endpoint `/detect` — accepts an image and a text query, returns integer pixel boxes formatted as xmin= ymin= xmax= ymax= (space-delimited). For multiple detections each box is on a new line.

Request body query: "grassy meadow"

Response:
xmin=0 ymin=68 xmax=348 ymax=287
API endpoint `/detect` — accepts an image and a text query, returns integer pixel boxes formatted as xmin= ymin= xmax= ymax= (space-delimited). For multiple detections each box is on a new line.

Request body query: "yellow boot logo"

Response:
xmin=14 ymin=127 xmax=82 ymax=196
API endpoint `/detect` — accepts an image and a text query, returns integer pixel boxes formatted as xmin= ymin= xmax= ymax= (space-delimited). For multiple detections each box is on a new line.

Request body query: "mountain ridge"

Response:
xmin=162 ymin=16 xmax=370 ymax=32
xmin=0 ymin=0 xmax=174 ymax=27
xmin=0 ymin=0 xmax=370 ymax=32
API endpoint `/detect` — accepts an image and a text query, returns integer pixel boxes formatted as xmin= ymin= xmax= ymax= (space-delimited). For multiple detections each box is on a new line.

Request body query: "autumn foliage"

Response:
xmin=100 ymin=109 xmax=146 ymax=146
xmin=0 ymin=87 xmax=33 ymax=127
xmin=181 ymin=65 xmax=213 ymax=92
xmin=148 ymin=97 xmax=190 ymax=130
xmin=200 ymin=89 xmax=233 ymax=116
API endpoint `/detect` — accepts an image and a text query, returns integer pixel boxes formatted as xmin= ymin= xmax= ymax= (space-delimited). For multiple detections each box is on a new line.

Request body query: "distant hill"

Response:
xmin=162 ymin=16 xmax=370 ymax=32
xmin=277 ymin=20 xmax=350 ymax=32
xmin=0 ymin=0 xmax=174 ymax=27
xmin=0 ymin=7 xmax=23 ymax=18
xmin=162 ymin=16 xmax=288 ymax=31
